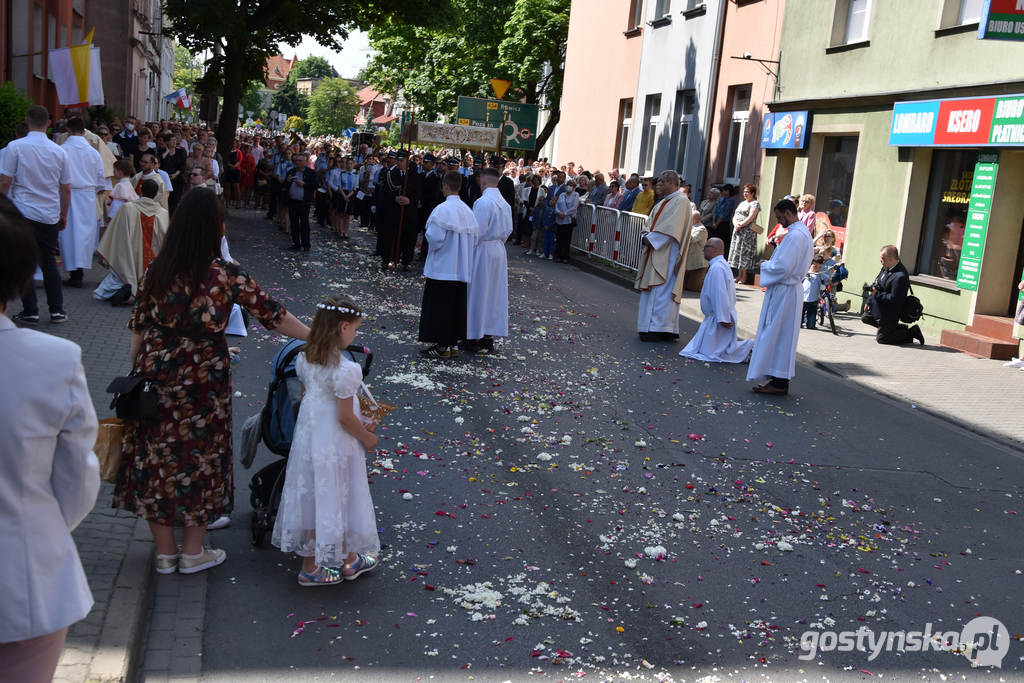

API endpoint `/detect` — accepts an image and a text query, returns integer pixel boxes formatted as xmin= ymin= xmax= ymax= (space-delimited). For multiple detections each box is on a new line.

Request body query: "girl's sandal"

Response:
xmin=297 ymin=566 xmax=344 ymax=586
xmin=342 ymin=554 xmax=378 ymax=580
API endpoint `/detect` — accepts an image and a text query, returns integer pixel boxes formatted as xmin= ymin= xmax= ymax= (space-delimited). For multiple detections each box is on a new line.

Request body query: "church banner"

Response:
xmin=412 ymin=122 xmax=500 ymax=151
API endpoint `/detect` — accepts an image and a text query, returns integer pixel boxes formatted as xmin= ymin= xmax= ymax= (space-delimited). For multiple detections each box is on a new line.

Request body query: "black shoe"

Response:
xmin=49 ymin=311 xmax=68 ymax=324
xmin=399 ymin=263 xmax=410 ymax=272
xmin=109 ymin=284 xmax=133 ymax=306
xmin=62 ymin=278 xmax=84 ymax=288
xmin=302 ymin=247 xmax=310 ymax=252
xmin=286 ymin=245 xmax=301 ymax=251
xmin=459 ymin=339 xmax=482 ymax=353
xmin=638 ymin=332 xmax=660 ymax=342
xmin=12 ymin=312 xmax=40 ymax=325
xmin=911 ymin=325 xmax=925 ymax=346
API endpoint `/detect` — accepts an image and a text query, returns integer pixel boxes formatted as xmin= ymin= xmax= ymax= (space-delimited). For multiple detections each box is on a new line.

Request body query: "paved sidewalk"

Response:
xmin=28 ymin=281 xmax=154 ymax=683
xmin=570 ymin=253 xmax=1024 ymax=450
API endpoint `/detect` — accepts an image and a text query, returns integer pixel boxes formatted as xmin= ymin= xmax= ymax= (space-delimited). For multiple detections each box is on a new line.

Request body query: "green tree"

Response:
xmin=363 ymin=0 xmax=569 ymax=153
xmin=270 ymin=78 xmax=308 ymax=119
xmin=172 ymin=43 xmax=202 ymax=93
xmin=240 ymin=80 xmax=265 ymax=120
xmin=161 ymin=0 xmax=454 ymax=160
xmin=289 ymin=56 xmax=338 ymax=81
xmin=306 ymin=78 xmax=359 ymax=135
xmin=284 ymin=115 xmax=306 ymax=133
xmin=0 ymin=82 xmax=31 ymax=148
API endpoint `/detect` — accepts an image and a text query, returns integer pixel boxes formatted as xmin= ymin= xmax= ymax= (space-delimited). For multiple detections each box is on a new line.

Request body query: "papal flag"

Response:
xmin=50 ymin=43 xmax=104 ymax=106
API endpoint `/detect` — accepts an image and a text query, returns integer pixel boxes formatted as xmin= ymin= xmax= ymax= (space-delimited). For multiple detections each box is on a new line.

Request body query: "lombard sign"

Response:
xmin=979 ymin=0 xmax=1024 ymax=40
xmin=760 ymin=111 xmax=810 ymax=149
xmin=889 ymin=94 xmax=1024 ymax=146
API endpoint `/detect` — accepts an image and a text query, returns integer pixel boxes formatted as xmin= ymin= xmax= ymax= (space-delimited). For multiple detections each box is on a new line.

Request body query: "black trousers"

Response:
xmin=802 ymin=301 xmax=818 ymax=329
xmin=266 ymin=178 xmax=279 ymax=217
xmin=862 ymin=313 xmax=914 ymax=345
xmin=20 ymin=218 xmax=63 ymax=315
xmin=399 ymin=216 xmax=418 ymax=265
xmin=418 ymin=278 xmax=467 ymax=346
xmin=555 ymin=222 xmax=574 ymax=261
xmin=361 ymin=194 xmax=375 ymax=229
xmin=289 ymin=200 xmax=311 ymax=249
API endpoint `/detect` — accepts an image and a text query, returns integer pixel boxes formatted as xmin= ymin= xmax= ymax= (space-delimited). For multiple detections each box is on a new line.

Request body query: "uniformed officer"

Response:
xmin=417 ymin=152 xmax=442 ymax=261
xmin=376 ymin=149 xmax=422 ymax=271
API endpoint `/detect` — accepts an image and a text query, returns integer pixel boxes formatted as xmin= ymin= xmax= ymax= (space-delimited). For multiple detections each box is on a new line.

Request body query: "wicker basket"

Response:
xmin=359 ymin=393 xmax=397 ymax=422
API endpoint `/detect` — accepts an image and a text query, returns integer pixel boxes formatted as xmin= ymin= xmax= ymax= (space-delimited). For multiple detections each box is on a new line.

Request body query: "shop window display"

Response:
xmin=815 ymin=136 xmax=858 ymax=229
xmin=915 ymin=149 xmax=978 ymax=280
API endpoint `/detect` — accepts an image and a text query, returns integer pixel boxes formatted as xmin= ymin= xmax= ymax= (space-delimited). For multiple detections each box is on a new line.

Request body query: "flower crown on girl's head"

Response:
xmin=316 ymin=302 xmax=362 ymax=316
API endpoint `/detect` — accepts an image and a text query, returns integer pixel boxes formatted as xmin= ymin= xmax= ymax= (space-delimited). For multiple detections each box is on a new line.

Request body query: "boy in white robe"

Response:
xmin=465 ymin=168 xmax=513 ymax=352
xmin=747 ymin=199 xmax=814 ymax=395
xmin=107 ymin=159 xmax=138 ymax=222
xmin=680 ymin=238 xmax=752 ymax=363
xmin=59 ymin=117 xmax=106 ymax=287
xmin=634 ymin=170 xmax=693 ymax=341
xmin=418 ymin=171 xmax=478 ymax=359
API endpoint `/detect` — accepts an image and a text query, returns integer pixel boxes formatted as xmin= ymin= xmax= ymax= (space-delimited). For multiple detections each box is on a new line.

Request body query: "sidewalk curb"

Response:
xmin=87 ymin=517 xmax=153 ymax=683
xmin=568 ymin=251 xmax=1024 ymax=453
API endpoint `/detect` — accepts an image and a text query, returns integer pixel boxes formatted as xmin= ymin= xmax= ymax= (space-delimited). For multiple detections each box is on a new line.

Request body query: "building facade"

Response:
xmin=703 ymin=0 xmax=784 ymax=192
xmin=1 ymin=0 xmax=90 ymax=115
xmin=759 ymin=0 xmax=1024 ymax=349
xmin=555 ymin=0 xmax=644 ymax=172
xmin=630 ymin=0 xmax=724 ymax=194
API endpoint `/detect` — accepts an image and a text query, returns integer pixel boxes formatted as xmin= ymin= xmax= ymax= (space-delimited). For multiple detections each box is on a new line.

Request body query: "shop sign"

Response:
xmin=760 ymin=111 xmax=809 ymax=149
xmin=956 ymin=152 xmax=999 ymax=291
xmin=979 ymin=0 xmax=1024 ymax=41
xmin=456 ymin=96 xmax=540 ymax=151
xmin=890 ymin=94 xmax=1024 ymax=146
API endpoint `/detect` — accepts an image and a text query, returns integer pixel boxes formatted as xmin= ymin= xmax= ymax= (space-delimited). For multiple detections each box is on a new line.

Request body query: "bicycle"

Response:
xmin=817 ymin=280 xmax=838 ymax=335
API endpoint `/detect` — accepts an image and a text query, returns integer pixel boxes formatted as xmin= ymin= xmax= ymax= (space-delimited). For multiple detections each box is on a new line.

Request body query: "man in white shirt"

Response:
xmin=0 ymin=105 xmax=72 ymax=324
xmin=58 ymin=117 xmax=106 ymax=288
xmin=418 ymin=171 xmax=477 ymax=359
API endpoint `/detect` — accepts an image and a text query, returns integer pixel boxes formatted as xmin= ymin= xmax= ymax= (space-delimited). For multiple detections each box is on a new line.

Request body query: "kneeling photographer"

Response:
xmin=862 ymin=245 xmax=925 ymax=346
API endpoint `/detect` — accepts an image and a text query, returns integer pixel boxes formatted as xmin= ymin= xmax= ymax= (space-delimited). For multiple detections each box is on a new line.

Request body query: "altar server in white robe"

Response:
xmin=634 ymin=170 xmax=693 ymax=341
xmin=130 ymin=152 xmax=170 ymax=210
xmin=679 ymin=238 xmax=752 ymax=362
xmin=418 ymin=171 xmax=477 ymax=359
xmin=747 ymin=198 xmax=814 ymax=395
xmin=465 ymin=168 xmax=513 ymax=352
xmin=58 ymin=117 xmax=105 ymax=287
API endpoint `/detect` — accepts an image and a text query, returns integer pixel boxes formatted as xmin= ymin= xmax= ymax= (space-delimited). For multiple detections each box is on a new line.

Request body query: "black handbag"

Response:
xmin=901 ymin=284 xmax=924 ymax=324
xmin=107 ymin=375 xmax=159 ymax=421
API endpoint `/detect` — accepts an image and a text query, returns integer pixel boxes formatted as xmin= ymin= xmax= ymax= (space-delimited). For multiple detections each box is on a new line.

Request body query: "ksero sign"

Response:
xmin=889 ymin=93 xmax=1024 ymax=147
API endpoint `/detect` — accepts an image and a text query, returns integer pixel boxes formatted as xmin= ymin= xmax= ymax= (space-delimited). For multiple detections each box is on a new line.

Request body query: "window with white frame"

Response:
xmin=655 ymin=0 xmax=671 ymax=18
xmin=843 ymin=0 xmax=872 ymax=44
xmin=957 ymin=0 xmax=983 ymax=24
xmin=671 ymin=90 xmax=695 ymax=175
xmin=616 ymin=99 xmax=633 ymax=170
xmin=640 ymin=93 xmax=662 ymax=175
xmin=628 ymin=0 xmax=645 ymax=29
xmin=723 ymin=86 xmax=750 ymax=185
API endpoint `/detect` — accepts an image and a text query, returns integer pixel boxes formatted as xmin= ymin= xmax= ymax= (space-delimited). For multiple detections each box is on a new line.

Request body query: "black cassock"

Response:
xmin=375 ymin=166 xmax=421 ymax=266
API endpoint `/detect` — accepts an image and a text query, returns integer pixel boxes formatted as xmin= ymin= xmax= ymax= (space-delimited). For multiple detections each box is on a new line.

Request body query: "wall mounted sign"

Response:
xmin=760 ymin=111 xmax=809 ymax=149
xmin=979 ymin=0 xmax=1024 ymax=40
xmin=890 ymin=94 xmax=1024 ymax=146
xmin=956 ymin=152 xmax=1000 ymax=291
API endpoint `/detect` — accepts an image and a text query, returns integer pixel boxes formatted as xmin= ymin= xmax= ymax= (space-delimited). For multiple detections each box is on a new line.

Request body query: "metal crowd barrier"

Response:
xmin=570 ymin=202 xmax=648 ymax=273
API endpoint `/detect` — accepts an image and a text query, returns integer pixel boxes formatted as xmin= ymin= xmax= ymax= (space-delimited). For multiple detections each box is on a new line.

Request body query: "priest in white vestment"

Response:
xmin=58 ymin=118 xmax=106 ymax=287
xmin=634 ymin=170 xmax=693 ymax=341
xmin=466 ymin=168 xmax=513 ymax=352
xmin=93 ymin=179 xmax=168 ymax=304
xmin=679 ymin=238 xmax=752 ymax=362
xmin=131 ymin=152 xmax=170 ymax=210
xmin=747 ymin=199 xmax=814 ymax=395
xmin=418 ymin=171 xmax=478 ymax=359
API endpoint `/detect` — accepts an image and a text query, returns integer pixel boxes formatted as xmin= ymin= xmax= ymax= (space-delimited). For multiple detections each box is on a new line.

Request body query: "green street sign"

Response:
xmin=979 ymin=0 xmax=1024 ymax=40
xmin=456 ymin=96 xmax=540 ymax=151
xmin=956 ymin=152 xmax=999 ymax=291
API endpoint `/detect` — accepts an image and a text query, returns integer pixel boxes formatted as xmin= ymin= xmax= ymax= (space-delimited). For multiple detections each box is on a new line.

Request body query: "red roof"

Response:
xmin=372 ymin=114 xmax=397 ymax=124
xmin=265 ymin=55 xmax=298 ymax=90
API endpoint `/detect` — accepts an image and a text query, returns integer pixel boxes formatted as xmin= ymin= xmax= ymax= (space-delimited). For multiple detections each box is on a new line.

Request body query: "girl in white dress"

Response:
xmin=271 ymin=294 xmax=381 ymax=586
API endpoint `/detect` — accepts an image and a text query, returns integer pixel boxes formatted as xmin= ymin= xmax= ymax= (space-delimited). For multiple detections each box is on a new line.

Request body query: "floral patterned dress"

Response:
xmin=112 ymin=260 xmax=286 ymax=526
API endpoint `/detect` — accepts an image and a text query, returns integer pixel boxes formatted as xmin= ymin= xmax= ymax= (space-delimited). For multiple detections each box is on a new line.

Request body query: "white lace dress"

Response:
xmin=271 ymin=354 xmax=381 ymax=567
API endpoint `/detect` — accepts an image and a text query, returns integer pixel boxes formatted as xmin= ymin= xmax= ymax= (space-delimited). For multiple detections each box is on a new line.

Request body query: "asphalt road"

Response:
xmin=192 ymin=208 xmax=1024 ymax=681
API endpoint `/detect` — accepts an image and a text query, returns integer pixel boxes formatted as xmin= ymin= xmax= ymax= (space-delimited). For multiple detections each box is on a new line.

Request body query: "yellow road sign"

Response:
xmin=490 ymin=78 xmax=512 ymax=100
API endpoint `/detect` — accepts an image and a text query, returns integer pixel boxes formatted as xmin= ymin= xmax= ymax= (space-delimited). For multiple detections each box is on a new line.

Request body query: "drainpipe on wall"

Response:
xmin=699 ymin=0 xmax=728 ymax=203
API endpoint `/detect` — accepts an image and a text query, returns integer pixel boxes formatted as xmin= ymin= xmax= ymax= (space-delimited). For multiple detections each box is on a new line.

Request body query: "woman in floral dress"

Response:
xmin=113 ymin=188 xmax=309 ymax=575
xmin=726 ymin=183 xmax=762 ymax=285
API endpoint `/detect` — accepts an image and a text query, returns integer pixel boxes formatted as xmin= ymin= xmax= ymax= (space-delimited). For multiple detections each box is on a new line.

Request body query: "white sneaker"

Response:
xmin=525 ymin=250 xmax=533 ymax=255
xmin=1003 ymin=358 xmax=1024 ymax=368
xmin=178 ymin=547 xmax=227 ymax=574
xmin=207 ymin=514 xmax=231 ymax=530
xmin=547 ymin=254 xmax=553 ymax=260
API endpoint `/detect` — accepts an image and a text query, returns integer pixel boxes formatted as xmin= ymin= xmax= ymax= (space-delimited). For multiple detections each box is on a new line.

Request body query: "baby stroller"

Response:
xmin=248 ymin=339 xmax=374 ymax=546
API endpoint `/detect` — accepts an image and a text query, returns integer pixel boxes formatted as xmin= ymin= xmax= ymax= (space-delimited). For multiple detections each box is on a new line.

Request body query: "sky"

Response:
xmin=276 ymin=30 xmax=375 ymax=79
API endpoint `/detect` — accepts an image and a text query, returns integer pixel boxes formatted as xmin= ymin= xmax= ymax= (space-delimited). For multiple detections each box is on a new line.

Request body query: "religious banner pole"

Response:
xmin=391 ymin=109 xmax=415 ymax=265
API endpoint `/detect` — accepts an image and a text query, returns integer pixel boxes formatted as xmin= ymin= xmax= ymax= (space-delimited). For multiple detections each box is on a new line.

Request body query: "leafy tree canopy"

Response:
xmin=285 ymin=115 xmax=306 ymax=133
xmin=289 ymin=56 xmax=338 ymax=82
xmin=306 ymin=78 xmax=360 ymax=136
xmin=162 ymin=0 xmax=454 ymax=157
xmin=240 ymin=80 xmax=265 ymax=119
xmin=172 ymin=43 xmax=202 ymax=93
xmin=269 ymin=78 xmax=308 ymax=119
xmin=363 ymin=0 xmax=569 ymax=151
